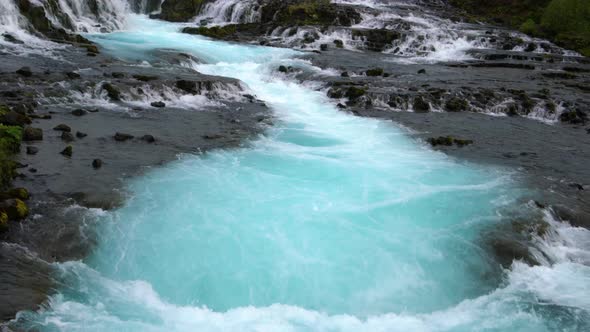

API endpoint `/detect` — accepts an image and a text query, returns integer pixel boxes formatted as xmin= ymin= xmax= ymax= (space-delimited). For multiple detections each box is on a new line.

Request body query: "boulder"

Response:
xmin=66 ymin=72 xmax=81 ymax=79
xmin=0 ymin=111 xmax=32 ymax=126
xmin=160 ymin=0 xmax=212 ymax=22
xmin=71 ymin=109 xmax=88 ymax=116
xmin=102 ymin=83 xmax=121 ymax=101
xmin=16 ymin=67 xmax=32 ymax=77
xmin=151 ymin=101 xmax=166 ymax=108
xmin=53 ymin=124 xmax=71 ymax=132
xmin=114 ymin=132 xmax=134 ymax=142
xmin=444 ymin=97 xmax=469 ymax=112
xmin=26 ymin=146 xmax=38 ymax=155
xmin=413 ymin=96 xmax=430 ymax=113
xmin=76 ymin=131 xmax=88 ymax=138
xmin=60 ymin=145 xmax=73 ymax=157
xmin=92 ymin=159 xmax=103 ymax=169
xmin=141 ymin=135 xmax=156 ymax=143
xmin=61 ymin=131 xmax=74 ymax=142
xmin=22 ymin=126 xmax=43 ymax=141
xmin=0 ymin=199 xmax=28 ymax=221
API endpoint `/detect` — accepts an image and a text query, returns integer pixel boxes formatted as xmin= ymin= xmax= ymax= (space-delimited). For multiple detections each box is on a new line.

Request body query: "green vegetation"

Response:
xmin=274 ymin=0 xmax=338 ymax=26
xmin=0 ymin=106 xmax=22 ymax=191
xmin=450 ymin=0 xmax=590 ymax=56
xmin=182 ymin=25 xmax=238 ymax=39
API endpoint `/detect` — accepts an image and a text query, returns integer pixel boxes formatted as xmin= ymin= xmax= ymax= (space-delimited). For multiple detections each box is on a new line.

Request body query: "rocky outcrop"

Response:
xmin=159 ymin=0 xmax=214 ymax=22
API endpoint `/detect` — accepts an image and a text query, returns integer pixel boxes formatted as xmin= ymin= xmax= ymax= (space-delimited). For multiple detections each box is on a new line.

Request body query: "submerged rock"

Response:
xmin=413 ymin=96 xmax=430 ymax=113
xmin=92 ymin=159 xmax=103 ymax=169
xmin=71 ymin=109 xmax=88 ymax=117
xmin=53 ymin=124 xmax=71 ymax=132
xmin=60 ymin=146 xmax=73 ymax=157
xmin=151 ymin=101 xmax=166 ymax=108
xmin=61 ymin=132 xmax=74 ymax=142
xmin=16 ymin=67 xmax=32 ymax=77
xmin=26 ymin=146 xmax=38 ymax=155
xmin=114 ymin=133 xmax=134 ymax=142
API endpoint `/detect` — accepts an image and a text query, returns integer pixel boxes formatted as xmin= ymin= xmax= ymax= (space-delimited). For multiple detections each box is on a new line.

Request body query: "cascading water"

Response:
xmin=8 ymin=14 xmax=590 ymax=332
xmin=195 ymin=0 xmax=261 ymax=25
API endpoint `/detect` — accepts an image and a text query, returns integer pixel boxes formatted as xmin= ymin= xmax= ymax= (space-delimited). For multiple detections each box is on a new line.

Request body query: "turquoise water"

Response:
xmin=14 ymin=16 xmax=590 ymax=331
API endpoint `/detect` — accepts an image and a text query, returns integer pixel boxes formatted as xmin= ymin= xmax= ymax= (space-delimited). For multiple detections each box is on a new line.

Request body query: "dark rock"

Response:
xmin=112 ymin=72 xmax=125 ymax=78
xmin=92 ymin=159 xmax=103 ymax=169
xmin=16 ymin=67 xmax=32 ymax=77
xmin=60 ymin=145 xmax=73 ymax=157
xmin=176 ymin=80 xmax=197 ymax=93
xmin=352 ymin=29 xmax=400 ymax=52
xmin=76 ymin=131 xmax=87 ymax=138
xmin=0 ymin=199 xmax=28 ymax=221
xmin=85 ymin=44 xmax=99 ymax=54
xmin=61 ymin=132 xmax=74 ymax=142
xmin=341 ymin=71 xmax=349 ymax=78
xmin=71 ymin=109 xmax=88 ymax=116
xmin=22 ymin=127 xmax=43 ymax=141
xmin=2 ymin=33 xmax=23 ymax=44
xmin=320 ymin=43 xmax=328 ymax=51
xmin=333 ymin=39 xmax=344 ymax=48
xmin=26 ymin=146 xmax=38 ymax=155
xmin=417 ymin=69 xmax=426 ymax=74
xmin=278 ymin=65 xmax=288 ymax=73
xmin=133 ymin=75 xmax=159 ymax=82
xmin=427 ymin=136 xmax=473 ymax=147
xmin=0 ymin=188 xmax=30 ymax=201
xmin=413 ymin=96 xmax=430 ymax=113
xmin=568 ymin=183 xmax=584 ymax=191
xmin=560 ymin=109 xmax=587 ymax=124
xmin=141 ymin=135 xmax=156 ymax=143
xmin=66 ymin=72 xmax=81 ymax=79
xmin=114 ymin=132 xmax=134 ymax=142
xmin=53 ymin=124 xmax=71 ymax=132
xmin=151 ymin=101 xmax=166 ymax=108
xmin=202 ymin=134 xmax=223 ymax=140
xmin=28 ymin=168 xmax=37 ymax=173
xmin=0 ymin=111 xmax=31 ymax=126
xmin=444 ymin=97 xmax=469 ymax=112
xmin=366 ymin=68 xmax=384 ymax=77
xmin=102 ymin=83 xmax=121 ymax=101
xmin=345 ymin=87 xmax=366 ymax=100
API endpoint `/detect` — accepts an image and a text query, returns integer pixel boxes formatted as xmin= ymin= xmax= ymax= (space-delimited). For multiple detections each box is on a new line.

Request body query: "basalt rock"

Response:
xmin=60 ymin=145 xmax=73 ymax=157
xmin=114 ymin=132 xmax=134 ymax=142
xmin=22 ymin=127 xmax=43 ymax=141
xmin=159 ymin=0 xmax=213 ymax=22
xmin=53 ymin=124 xmax=71 ymax=132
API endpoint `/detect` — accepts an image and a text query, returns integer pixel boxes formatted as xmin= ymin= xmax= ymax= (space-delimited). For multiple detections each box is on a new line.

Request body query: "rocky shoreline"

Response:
xmin=0 ymin=0 xmax=589 ymax=325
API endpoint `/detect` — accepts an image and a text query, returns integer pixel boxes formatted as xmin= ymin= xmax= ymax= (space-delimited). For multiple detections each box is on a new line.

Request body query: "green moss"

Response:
xmin=0 ymin=211 xmax=7 ymax=232
xmin=0 ymin=124 xmax=22 ymax=190
xmin=183 ymin=25 xmax=238 ymax=39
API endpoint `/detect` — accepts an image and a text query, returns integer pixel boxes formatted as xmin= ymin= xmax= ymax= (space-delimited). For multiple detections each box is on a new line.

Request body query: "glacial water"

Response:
xmin=11 ymin=14 xmax=590 ymax=332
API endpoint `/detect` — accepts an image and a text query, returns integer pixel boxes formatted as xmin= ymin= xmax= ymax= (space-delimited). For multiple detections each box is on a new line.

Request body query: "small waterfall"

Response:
xmin=195 ymin=0 xmax=261 ymax=25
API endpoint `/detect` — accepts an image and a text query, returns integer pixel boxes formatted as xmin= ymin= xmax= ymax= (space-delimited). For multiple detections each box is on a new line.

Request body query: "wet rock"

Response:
xmin=489 ymin=236 xmax=539 ymax=267
xmin=151 ymin=101 xmax=166 ymax=108
xmin=320 ymin=44 xmax=328 ymax=51
xmin=333 ymin=39 xmax=344 ymax=48
xmin=413 ymin=96 xmax=430 ymax=113
xmin=141 ymin=135 xmax=156 ymax=143
xmin=102 ymin=83 xmax=121 ymax=101
xmin=71 ymin=109 xmax=87 ymax=116
xmin=66 ymin=72 xmax=81 ymax=79
xmin=30 ymin=114 xmax=52 ymax=120
xmin=92 ymin=159 xmax=103 ymax=169
xmin=26 ymin=146 xmax=38 ymax=155
xmin=0 ymin=188 xmax=30 ymax=201
xmin=133 ymin=75 xmax=159 ymax=82
xmin=114 ymin=132 xmax=134 ymax=142
xmin=2 ymin=33 xmax=23 ymax=44
xmin=28 ymin=168 xmax=37 ymax=173
xmin=366 ymin=68 xmax=384 ymax=77
xmin=0 ymin=211 xmax=7 ymax=232
xmin=427 ymin=136 xmax=473 ymax=147
xmin=559 ymin=109 xmax=587 ymax=124
xmin=444 ymin=97 xmax=469 ymax=112
xmin=22 ymin=127 xmax=43 ymax=141
xmin=85 ymin=44 xmax=99 ymax=54
xmin=176 ymin=80 xmax=197 ymax=93
xmin=568 ymin=183 xmax=584 ymax=191
xmin=60 ymin=145 xmax=73 ymax=157
xmin=16 ymin=67 xmax=32 ymax=77
xmin=111 ymin=72 xmax=125 ymax=78
xmin=76 ymin=131 xmax=87 ymax=138
xmin=202 ymin=134 xmax=224 ymax=140
xmin=278 ymin=65 xmax=288 ymax=73
xmin=0 ymin=199 xmax=28 ymax=221
xmin=417 ymin=69 xmax=426 ymax=74
xmin=53 ymin=124 xmax=71 ymax=132
xmin=552 ymin=205 xmax=590 ymax=228
xmin=61 ymin=132 xmax=74 ymax=142
xmin=345 ymin=87 xmax=366 ymax=100
xmin=352 ymin=29 xmax=400 ymax=52
xmin=341 ymin=71 xmax=349 ymax=78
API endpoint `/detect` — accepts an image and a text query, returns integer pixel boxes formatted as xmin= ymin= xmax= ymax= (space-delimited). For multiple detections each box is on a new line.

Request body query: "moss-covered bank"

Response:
xmin=450 ymin=0 xmax=590 ymax=56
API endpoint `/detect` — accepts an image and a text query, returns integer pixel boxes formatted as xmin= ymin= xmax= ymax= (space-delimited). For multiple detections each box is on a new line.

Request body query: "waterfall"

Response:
xmin=196 ymin=0 xmax=261 ymax=25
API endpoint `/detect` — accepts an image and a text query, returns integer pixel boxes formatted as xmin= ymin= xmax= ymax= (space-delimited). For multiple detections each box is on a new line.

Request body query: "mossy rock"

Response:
xmin=102 ymin=83 xmax=121 ymax=101
xmin=366 ymin=68 xmax=384 ymax=77
xmin=182 ymin=25 xmax=238 ymax=39
xmin=345 ymin=87 xmax=366 ymax=100
xmin=160 ymin=0 xmax=211 ymax=22
xmin=0 ymin=198 xmax=29 ymax=221
xmin=444 ymin=97 xmax=469 ymax=112
xmin=0 ymin=211 xmax=8 ymax=232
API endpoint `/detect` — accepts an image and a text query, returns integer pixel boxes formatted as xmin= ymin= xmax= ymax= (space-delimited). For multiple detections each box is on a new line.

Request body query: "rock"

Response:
xmin=320 ymin=44 xmax=328 ymax=51
xmin=413 ymin=96 xmax=430 ymax=113
xmin=333 ymin=39 xmax=344 ymax=48
xmin=2 ymin=33 xmax=23 ymax=44
xmin=0 ymin=188 xmax=30 ymax=201
xmin=141 ymin=135 xmax=156 ymax=143
xmin=16 ymin=67 xmax=32 ymax=77
xmin=30 ymin=114 xmax=51 ymax=120
xmin=278 ymin=65 xmax=288 ymax=73
xmin=176 ymin=80 xmax=197 ymax=93
xmin=202 ymin=134 xmax=223 ymax=140
xmin=341 ymin=71 xmax=349 ymax=78
xmin=559 ymin=109 xmax=587 ymax=124
xmin=0 ymin=111 xmax=31 ymax=126
xmin=114 ymin=132 xmax=134 ymax=142
xmin=112 ymin=72 xmax=125 ymax=78
xmin=133 ymin=75 xmax=159 ymax=82
xmin=418 ymin=69 xmax=426 ymax=74
xmin=92 ymin=159 xmax=103 ymax=169
xmin=61 ymin=131 xmax=74 ymax=142
xmin=22 ymin=126 xmax=43 ymax=141
xmin=352 ymin=29 xmax=400 ymax=52
xmin=53 ymin=124 xmax=71 ymax=132
xmin=26 ymin=146 xmax=38 ymax=155
xmin=76 ymin=131 xmax=87 ymax=138
xmin=568 ymin=183 xmax=584 ymax=191
xmin=345 ymin=87 xmax=366 ymax=100
xmin=60 ymin=145 xmax=73 ymax=157
xmin=151 ymin=101 xmax=166 ymax=108
xmin=366 ymin=68 xmax=384 ymax=77
xmin=85 ymin=44 xmax=99 ymax=54
xmin=66 ymin=72 xmax=81 ymax=79
xmin=444 ymin=97 xmax=469 ymax=112
xmin=28 ymin=168 xmax=37 ymax=173
xmin=427 ymin=136 xmax=473 ymax=147
xmin=160 ymin=0 xmax=211 ymax=22
xmin=102 ymin=83 xmax=121 ymax=101
xmin=0 ymin=212 xmax=7 ymax=232
xmin=71 ymin=109 xmax=88 ymax=116
xmin=0 ymin=199 xmax=28 ymax=221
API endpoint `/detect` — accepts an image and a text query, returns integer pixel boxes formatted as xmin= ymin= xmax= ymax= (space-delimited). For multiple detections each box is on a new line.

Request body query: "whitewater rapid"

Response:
xmin=4 ymin=14 xmax=588 ymax=331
